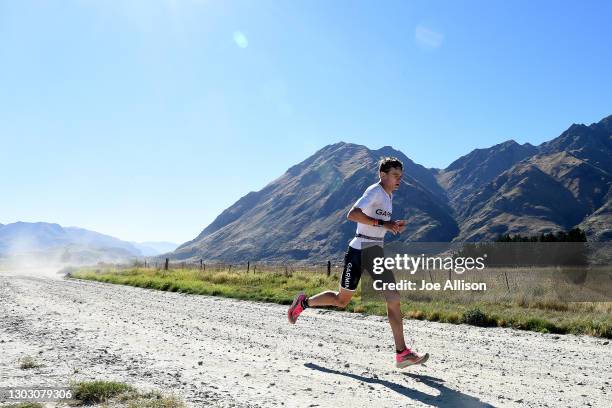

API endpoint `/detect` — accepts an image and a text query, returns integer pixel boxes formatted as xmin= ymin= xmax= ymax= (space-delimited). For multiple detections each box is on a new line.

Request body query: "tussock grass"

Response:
xmin=18 ymin=356 xmax=42 ymax=369
xmin=117 ymin=390 xmax=185 ymax=408
xmin=71 ymin=380 xmax=134 ymax=404
xmin=71 ymin=267 xmax=612 ymax=338
xmin=70 ymin=380 xmax=184 ymax=407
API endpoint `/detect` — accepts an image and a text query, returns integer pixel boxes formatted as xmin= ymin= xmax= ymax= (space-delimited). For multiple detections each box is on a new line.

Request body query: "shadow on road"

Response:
xmin=304 ymin=362 xmax=496 ymax=407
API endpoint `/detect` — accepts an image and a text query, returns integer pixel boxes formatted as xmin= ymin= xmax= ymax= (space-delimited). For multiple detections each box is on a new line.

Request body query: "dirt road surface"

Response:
xmin=1 ymin=271 xmax=610 ymax=407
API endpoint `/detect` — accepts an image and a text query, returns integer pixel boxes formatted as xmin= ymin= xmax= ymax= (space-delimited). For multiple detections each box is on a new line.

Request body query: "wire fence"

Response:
xmin=131 ymin=258 xmax=341 ymax=276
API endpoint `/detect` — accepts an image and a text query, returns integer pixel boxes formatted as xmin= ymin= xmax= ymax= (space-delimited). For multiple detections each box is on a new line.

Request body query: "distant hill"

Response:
xmin=0 ymin=222 xmax=143 ymax=264
xmin=130 ymin=241 xmax=179 ymax=256
xmin=172 ymin=114 xmax=612 ymax=263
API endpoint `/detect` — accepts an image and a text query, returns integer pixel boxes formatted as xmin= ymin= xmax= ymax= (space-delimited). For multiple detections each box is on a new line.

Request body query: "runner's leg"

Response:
xmin=301 ymin=245 xmax=360 ymax=309
xmin=307 ymin=287 xmax=354 ymax=309
xmin=364 ymin=245 xmax=408 ymax=352
xmin=384 ymin=291 xmax=408 ymax=351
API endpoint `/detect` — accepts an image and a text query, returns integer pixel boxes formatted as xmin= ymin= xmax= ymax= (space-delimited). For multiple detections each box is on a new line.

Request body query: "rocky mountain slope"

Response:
xmin=173 ymin=114 xmax=612 ymax=262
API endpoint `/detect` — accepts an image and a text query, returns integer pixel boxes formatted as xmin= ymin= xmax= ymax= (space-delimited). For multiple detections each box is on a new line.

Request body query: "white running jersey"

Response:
xmin=348 ymin=183 xmax=393 ymax=250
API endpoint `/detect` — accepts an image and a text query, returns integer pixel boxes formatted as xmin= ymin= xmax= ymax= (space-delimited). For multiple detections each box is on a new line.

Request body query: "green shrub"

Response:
xmin=462 ymin=308 xmax=495 ymax=327
xmin=72 ymin=380 xmax=133 ymax=404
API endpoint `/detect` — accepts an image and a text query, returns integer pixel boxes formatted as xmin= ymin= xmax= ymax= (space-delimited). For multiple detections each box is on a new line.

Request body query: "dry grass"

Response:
xmin=70 ymin=380 xmax=185 ymax=407
xmin=18 ymin=356 xmax=42 ymax=370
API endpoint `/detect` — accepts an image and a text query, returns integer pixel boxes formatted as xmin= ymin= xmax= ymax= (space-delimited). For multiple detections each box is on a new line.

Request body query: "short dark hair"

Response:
xmin=379 ymin=156 xmax=403 ymax=173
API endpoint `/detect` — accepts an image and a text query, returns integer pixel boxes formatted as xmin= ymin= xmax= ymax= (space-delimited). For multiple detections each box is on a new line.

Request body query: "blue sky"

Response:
xmin=1 ymin=0 xmax=611 ymax=243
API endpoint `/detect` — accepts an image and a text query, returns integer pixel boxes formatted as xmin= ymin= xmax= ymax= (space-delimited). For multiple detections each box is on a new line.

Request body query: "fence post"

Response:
xmin=247 ymin=261 xmax=250 ymax=273
xmin=164 ymin=258 xmax=169 ymax=271
xmin=229 ymin=264 xmax=232 ymax=273
xmin=203 ymin=263 xmax=206 ymax=272
xmin=327 ymin=260 xmax=331 ymax=276
xmin=200 ymin=259 xmax=203 ymax=270
xmin=253 ymin=264 xmax=256 ymax=273
xmin=504 ymin=271 xmax=510 ymax=291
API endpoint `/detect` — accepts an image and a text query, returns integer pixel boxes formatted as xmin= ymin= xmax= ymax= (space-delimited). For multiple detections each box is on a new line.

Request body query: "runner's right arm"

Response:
xmin=347 ymin=207 xmax=401 ymax=234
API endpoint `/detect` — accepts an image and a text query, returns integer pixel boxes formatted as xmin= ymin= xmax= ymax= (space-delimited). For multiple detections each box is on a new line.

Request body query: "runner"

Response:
xmin=288 ymin=157 xmax=429 ymax=368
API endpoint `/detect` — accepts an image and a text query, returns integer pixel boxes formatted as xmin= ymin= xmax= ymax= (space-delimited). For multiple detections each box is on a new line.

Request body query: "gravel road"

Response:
xmin=0 ymin=270 xmax=610 ymax=407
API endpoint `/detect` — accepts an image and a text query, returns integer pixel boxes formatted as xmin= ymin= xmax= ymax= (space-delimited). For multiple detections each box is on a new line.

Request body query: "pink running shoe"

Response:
xmin=395 ymin=348 xmax=429 ymax=368
xmin=288 ymin=292 xmax=307 ymax=324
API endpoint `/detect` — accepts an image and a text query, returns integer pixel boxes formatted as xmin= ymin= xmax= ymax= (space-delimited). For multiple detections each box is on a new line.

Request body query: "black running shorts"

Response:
xmin=340 ymin=245 xmax=395 ymax=291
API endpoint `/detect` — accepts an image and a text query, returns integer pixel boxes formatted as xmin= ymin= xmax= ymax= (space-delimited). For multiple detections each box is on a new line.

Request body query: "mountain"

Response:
xmin=454 ymin=115 xmax=612 ymax=241
xmin=436 ymin=140 xmax=538 ymax=217
xmin=131 ymin=241 xmax=179 ymax=256
xmin=172 ymin=114 xmax=612 ymax=262
xmin=0 ymin=222 xmax=72 ymax=254
xmin=0 ymin=222 xmax=143 ymax=264
xmin=539 ymin=118 xmax=612 ymax=174
xmin=579 ymin=188 xmax=612 ymax=241
xmin=454 ymin=153 xmax=610 ymax=241
xmin=173 ymin=142 xmax=458 ymax=262
xmin=63 ymin=227 xmax=142 ymax=254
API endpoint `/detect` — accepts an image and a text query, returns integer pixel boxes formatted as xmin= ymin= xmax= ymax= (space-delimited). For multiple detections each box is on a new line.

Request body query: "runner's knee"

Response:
xmin=383 ymin=289 xmax=400 ymax=303
xmin=386 ymin=299 xmax=401 ymax=312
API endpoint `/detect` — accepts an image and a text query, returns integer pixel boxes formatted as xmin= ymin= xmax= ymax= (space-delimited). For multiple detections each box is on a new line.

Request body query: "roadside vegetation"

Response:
xmin=0 ymin=403 xmax=44 ymax=408
xmin=70 ymin=380 xmax=184 ymax=407
xmin=0 ymin=381 xmax=184 ymax=408
xmin=18 ymin=356 xmax=42 ymax=370
xmin=70 ymin=266 xmax=612 ymax=339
